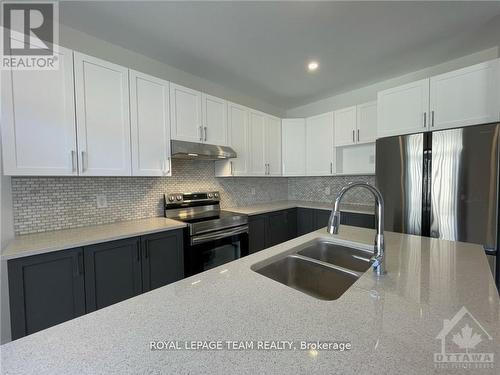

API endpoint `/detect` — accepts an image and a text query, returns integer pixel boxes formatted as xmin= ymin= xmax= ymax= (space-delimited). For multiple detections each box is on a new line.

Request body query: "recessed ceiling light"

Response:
xmin=307 ymin=61 xmax=319 ymax=72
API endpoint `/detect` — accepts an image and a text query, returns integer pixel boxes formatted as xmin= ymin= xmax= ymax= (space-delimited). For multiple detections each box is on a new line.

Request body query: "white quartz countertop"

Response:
xmin=226 ymin=200 xmax=374 ymax=216
xmin=1 ymin=226 xmax=498 ymax=374
xmin=1 ymin=218 xmax=186 ymax=260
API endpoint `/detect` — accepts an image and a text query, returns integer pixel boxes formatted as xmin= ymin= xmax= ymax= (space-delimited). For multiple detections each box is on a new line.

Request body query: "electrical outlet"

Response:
xmin=96 ymin=194 xmax=108 ymax=208
xmin=251 ymin=188 xmax=256 ymax=195
xmin=324 ymin=187 xmax=331 ymax=195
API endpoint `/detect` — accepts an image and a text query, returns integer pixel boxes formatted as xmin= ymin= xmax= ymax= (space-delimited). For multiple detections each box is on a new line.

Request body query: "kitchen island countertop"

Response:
xmin=1 ymin=225 xmax=498 ymax=374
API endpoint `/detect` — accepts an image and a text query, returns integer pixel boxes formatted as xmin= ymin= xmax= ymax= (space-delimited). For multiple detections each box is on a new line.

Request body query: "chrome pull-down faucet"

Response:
xmin=327 ymin=182 xmax=386 ymax=276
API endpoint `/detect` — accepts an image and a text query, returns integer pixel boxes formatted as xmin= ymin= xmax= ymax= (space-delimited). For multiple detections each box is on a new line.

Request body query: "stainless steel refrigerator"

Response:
xmin=376 ymin=123 xmax=499 ymax=285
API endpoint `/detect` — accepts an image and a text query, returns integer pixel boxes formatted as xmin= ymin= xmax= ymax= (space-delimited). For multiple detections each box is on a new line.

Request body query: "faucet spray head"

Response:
xmin=327 ymin=211 xmax=341 ymax=234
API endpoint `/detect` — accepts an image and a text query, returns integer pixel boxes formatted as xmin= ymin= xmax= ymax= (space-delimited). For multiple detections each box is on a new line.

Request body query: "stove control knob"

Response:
xmin=214 ymin=193 xmax=219 ymax=199
xmin=208 ymin=193 xmax=214 ymax=199
xmin=168 ymin=195 xmax=175 ymax=202
xmin=176 ymin=195 xmax=182 ymax=201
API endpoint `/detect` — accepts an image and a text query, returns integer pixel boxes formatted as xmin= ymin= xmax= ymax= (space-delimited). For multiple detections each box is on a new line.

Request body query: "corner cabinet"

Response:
xmin=8 ymin=248 xmax=85 ymax=340
xmin=305 ymin=112 xmax=335 ymax=176
xmin=74 ymin=52 xmax=132 ymax=176
xmin=129 ymin=70 xmax=172 ymax=176
xmin=1 ymin=46 xmax=78 ymax=176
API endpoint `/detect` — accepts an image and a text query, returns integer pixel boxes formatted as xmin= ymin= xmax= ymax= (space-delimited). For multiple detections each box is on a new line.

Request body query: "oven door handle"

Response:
xmin=191 ymin=225 xmax=249 ymax=246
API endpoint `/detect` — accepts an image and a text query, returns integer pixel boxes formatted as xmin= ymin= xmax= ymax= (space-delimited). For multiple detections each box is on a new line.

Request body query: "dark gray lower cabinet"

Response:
xmin=249 ymin=214 xmax=268 ymax=254
xmin=314 ymin=209 xmax=331 ymax=231
xmin=84 ymin=237 xmax=142 ymax=312
xmin=141 ymin=230 xmax=184 ymax=292
xmin=249 ymin=209 xmax=297 ymax=254
xmin=297 ymin=208 xmax=314 ymax=235
xmin=8 ymin=229 xmax=184 ymax=339
xmin=341 ymin=212 xmax=376 ymax=229
xmin=8 ymin=248 xmax=85 ymax=340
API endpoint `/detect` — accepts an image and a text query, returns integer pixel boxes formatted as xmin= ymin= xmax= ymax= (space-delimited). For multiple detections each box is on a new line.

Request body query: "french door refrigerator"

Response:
xmin=376 ymin=123 xmax=499 ymax=285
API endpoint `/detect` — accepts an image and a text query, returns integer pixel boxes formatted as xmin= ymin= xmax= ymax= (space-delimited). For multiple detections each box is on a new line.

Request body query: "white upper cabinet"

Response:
xmin=306 ymin=112 xmax=334 ymax=176
xmin=356 ymin=101 xmax=377 ymax=144
xmin=282 ymin=119 xmax=306 ymax=176
xmin=248 ymin=110 xmax=267 ymax=176
xmin=1 ymin=46 xmax=77 ymax=176
xmin=226 ymin=102 xmax=249 ymax=176
xmin=129 ymin=70 xmax=171 ymax=177
xmin=377 ymin=78 xmax=430 ymax=137
xmin=430 ymin=60 xmax=500 ymax=130
xmin=265 ymin=116 xmax=282 ymax=176
xmin=74 ymin=52 xmax=132 ymax=176
xmin=201 ymin=93 xmax=227 ymax=145
xmin=170 ymin=83 xmax=203 ymax=143
xmin=334 ymin=106 xmax=357 ymax=146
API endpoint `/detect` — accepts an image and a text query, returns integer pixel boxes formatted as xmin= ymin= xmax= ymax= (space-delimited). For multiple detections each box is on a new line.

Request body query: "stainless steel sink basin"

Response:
xmin=253 ymin=255 xmax=359 ymax=300
xmin=297 ymin=239 xmax=372 ymax=273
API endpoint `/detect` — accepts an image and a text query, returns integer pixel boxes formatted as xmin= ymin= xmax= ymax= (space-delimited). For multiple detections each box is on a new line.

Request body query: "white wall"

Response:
xmin=59 ymin=24 xmax=285 ymax=118
xmin=0 ymin=128 xmax=14 ymax=344
xmin=286 ymin=47 xmax=500 ymax=118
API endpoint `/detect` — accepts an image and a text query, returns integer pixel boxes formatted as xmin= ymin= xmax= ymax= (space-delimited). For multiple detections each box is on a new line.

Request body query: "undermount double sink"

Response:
xmin=251 ymin=238 xmax=373 ymax=300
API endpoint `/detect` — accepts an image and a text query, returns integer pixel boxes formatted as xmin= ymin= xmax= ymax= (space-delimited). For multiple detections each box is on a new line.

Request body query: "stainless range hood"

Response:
xmin=170 ymin=140 xmax=237 ymax=160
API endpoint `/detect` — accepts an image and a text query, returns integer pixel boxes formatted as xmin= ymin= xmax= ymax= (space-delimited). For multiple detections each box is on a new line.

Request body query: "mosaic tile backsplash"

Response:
xmin=11 ymin=160 xmax=374 ymax=235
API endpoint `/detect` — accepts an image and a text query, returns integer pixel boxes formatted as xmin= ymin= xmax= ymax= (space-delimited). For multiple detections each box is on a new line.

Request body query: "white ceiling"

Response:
xmin=60 ymin=1 xmax=500 ymax=110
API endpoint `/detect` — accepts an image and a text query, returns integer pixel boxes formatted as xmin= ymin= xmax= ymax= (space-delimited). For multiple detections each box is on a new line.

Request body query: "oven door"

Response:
xmin=186 ymin=225 xmax=249 ymax=276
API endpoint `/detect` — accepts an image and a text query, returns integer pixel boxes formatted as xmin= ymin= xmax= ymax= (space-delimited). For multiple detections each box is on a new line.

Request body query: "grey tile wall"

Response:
xmin=11 ymin=159 xmax=374 ymax=235
xmin=288 ymin=175 xmax=376 ymax=205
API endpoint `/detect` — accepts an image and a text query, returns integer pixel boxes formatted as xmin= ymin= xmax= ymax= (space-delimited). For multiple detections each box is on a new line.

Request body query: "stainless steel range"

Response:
xmin=164 ymin=192 xmax=249 ymax=276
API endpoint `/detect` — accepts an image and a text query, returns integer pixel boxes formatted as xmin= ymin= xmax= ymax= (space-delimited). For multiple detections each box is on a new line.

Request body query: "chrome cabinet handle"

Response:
xmin=330 ymin=162 xmax=333 ymax=174
xmin=166 ymin=157 xmax=171 ymax=174
xmin=199 ymin=126 xmax=203 ymax=141
xmin=357 ymin=129 xmax=360 ymax=142
xmin=352 ymin=129 xmax=355 ymax=143
xmin=431 ymin=111 xmax=435 ymax=127
xmin=81 ymin=151 xmax=87 ymax=172
xmin=230 ymin=161 xmax=233 ymax=176
xmin=71 ymin=150 xmax=76 ymax=173
xmin=423 ymin=112 xmax=427 ymax=128
xmin=204 ymin=126 xmax=207 ymax=142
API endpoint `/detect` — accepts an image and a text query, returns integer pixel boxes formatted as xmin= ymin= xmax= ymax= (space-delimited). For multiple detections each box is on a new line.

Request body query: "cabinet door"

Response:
xmin=266 ymin=116 xmax=282 ymax=176
xmin=227 ymin=102 xmax=249 ymax=175
xmin=314 ymin=209 xmax=331 ymax=231
xmin=286 ymin=208 xmax=298 ymax=240
xmin=248 ymin=111 xmax=267 ymax=176
xmin=334 ymin=106 xmax=356 ymax=146
xmin=297 ymin=208 xmax=315 ymax=235
xmin=306 ymin=112 xmax=334 ymax=176
xmin=281 ymin=119 xmax=306 ymax=176
xmin=130 ymin=70 xmax=171 ymax=176
xmin=430 ymin=60 xmax=500 ymax=130
xmin=141 ymin=230 xmax=184 ymax=292
xmin=266 ymin=210 xmax=288 ymax=247
xmin=340 ymin=212 xmax=376 ymax=229
xmin=170 ymin=83 xmax=203 ymax=143
xmin=202 ymin=93 xmax=227 ymax=145
xmin=377 ymin=78 xmax=429 ymax=138
xmin=84 ymin=238 xmax=142 ymax=312
xmin=8 ymin=248 xmax=85 ymax=339
xmin=249 ymin=214 xmax=268 ymax=254
xmin=74 ymin=52 xmax=131 ymax=176
xmin=356 ymin=101 xmax=377 ymax=144
xmin=1 ymin=46 xmax=77 ymax=176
